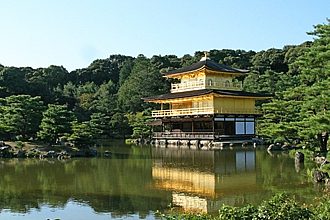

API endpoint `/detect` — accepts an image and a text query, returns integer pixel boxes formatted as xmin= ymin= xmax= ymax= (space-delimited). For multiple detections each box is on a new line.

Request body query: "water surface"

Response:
xmin=0 ymin=143 xmax=322 ymax=219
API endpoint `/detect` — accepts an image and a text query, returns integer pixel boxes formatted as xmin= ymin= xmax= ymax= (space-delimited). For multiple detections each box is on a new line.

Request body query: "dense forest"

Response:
xmin=0 ymin=20 xmax=328 ymax=150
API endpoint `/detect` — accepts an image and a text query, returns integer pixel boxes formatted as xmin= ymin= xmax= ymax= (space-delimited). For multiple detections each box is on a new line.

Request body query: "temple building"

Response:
xmin=143 ymin=54 xmax=270 ymax=146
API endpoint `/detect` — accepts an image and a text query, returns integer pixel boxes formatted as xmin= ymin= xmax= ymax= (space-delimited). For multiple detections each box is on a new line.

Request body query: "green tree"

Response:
xmin=260 ymin=80 xmax=329 ymax=151
xmin=119 ymin=58 xmax=134 ymax=86
xmin=0 ymin=95 xmax=44 ymax=139
xmin=251 ymin=48 xmax=288 ymax=73
xmin=258 ymin=88 xmax=303 ymax=143
xmin=126 ymin=111 xmax=152 ymax=140
xmin=57 ymin=81 xmax=78 ymax=108
xmin=76 ymin=82 xmax=99 ymax=112
xmin=68 ymin=121 xmax=97 ymax=148
xmin=110 ymin=112 xmax=131 ymax=138
xmin=91 ymin=80 xmax=117 ymax=115
xmin=38 ymin=104 xmax=76 ymax=144
xmin=284 ymin=42 xmax=312 ymax=76
xmin=89 ymin=112 xmax=112 ymax=138
xmin=70 ymin=55 xmax=132 ymax=86
xmin=26 ymin=65 xmax=70 ymax=103
xmin=210 ymin=49 xmax=255 ymax=69
xmin=259 ymin=20 xmax=330 ymax=151
xmin=118 ymin=55 xmax=169 ymax=113
xmin=180 ymin=54 xmax=195 ymax=67
xmin=298 ymin=79 xmax=330 ymax=151
xmin=0 ymin=67 xmax=31 ymax=95
xmin=297 ymin=20 xmax=330 ymax=86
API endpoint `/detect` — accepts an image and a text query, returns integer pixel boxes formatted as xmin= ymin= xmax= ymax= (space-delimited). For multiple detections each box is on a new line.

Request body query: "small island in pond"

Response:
xmin=0 ymin=140 xmax=97 ymax=159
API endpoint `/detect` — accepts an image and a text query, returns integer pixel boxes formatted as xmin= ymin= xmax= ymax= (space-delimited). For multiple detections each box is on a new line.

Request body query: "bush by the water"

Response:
xmin=159 ymin=194 xmax=330 ymax=220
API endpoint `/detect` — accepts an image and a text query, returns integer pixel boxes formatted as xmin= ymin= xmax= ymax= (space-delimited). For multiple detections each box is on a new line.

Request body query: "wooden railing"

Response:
xmin=152 ymin=107 xmax=214 ymax=117
xmin=153 ymin=132 xmax=255 ymax=140
xmin=152 ymin=107 xmax=260 ymax=117
xmin=171 ymin=81 xmax=242 ymax=93
xmin=153 ymin=132 xmax=216 ymax=139
xmin=171 ymin=81 xmax=204 ymax=93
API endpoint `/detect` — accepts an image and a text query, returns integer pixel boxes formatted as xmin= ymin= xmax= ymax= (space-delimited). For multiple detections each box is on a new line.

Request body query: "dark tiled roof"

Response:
xmin=143 ymin=89 xmax=271 ymax=101
xmin=164 ymin=59 xmax=249 ymax=76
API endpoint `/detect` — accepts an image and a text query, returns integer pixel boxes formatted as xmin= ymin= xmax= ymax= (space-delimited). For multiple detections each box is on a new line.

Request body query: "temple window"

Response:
xmin=208 ymin=79 xmax=213 ymax=86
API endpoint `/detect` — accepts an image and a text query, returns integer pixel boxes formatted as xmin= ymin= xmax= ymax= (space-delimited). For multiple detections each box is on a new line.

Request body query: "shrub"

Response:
xmin=254 ymin=194 xmax=312 ymax=220
xmin=15 ymin=141 xmax=24 ymax=149
xmin=159 ymin=194 xmax=330 ymax=220
xmin=311 ymin=196 xmax=330 ymax=220
xmin=320 ymin=163 xmax=330 ymax=174
xmin=218 ymin=205 xmax=257 ymax=220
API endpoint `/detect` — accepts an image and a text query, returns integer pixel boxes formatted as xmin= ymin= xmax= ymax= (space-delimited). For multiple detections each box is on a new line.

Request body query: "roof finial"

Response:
xmin=200 ymin=51 xmax=210 ymax=61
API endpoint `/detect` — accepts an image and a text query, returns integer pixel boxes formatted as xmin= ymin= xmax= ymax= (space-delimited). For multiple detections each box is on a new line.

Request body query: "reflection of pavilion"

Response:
xmin=152 ymin=148 xmax=259 ymax=213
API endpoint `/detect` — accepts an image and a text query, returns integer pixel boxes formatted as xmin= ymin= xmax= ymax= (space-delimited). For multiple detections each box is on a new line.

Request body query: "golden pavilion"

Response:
xmin=144 ymin=54 xmax=270 ymax=147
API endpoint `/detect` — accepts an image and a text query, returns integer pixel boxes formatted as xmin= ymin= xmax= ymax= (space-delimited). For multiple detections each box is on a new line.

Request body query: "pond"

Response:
xmin=0 ymin=142 xmax=323 ymax=220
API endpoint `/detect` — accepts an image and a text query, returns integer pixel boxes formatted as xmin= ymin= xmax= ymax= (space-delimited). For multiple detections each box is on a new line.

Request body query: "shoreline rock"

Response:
xmin=267 ymin=143 xmax=297 ymax=151
xmin=313 ymin=170 xmax=330 ymax=183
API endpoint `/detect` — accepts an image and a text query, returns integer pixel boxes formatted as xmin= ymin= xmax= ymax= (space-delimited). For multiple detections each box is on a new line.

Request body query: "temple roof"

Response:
xmin=143 ymin=89 xmax=271 ymax=102
xmin=163 ymin=58 xmax=249 ymax=77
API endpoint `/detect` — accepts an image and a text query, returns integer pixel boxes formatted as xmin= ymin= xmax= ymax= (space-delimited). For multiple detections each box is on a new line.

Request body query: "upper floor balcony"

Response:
xmin=171 ymin=80 xmax=242 ymax=93
xmin=151 ymin=107 xmax=260 ymax=117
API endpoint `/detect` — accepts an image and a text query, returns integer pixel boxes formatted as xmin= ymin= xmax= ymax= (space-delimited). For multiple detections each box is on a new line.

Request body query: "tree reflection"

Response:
xmin=0 ymin=146 xmax=171 ymax=216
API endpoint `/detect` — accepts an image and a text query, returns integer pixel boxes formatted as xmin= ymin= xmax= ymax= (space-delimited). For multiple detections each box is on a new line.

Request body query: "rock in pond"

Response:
xmin=315 ymin=156 xmax=328 ymax=165
xmin=313 ymin=170 xmax=330 ymax=183
xmin=267 ymin=144 xmax=281 ymax=151
xmin=295 ymin=152 xmax=304 ymax=163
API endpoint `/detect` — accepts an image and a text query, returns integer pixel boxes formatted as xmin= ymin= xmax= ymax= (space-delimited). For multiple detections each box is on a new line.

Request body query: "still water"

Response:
xmin=0 ymin=142 xmax=322 ymax=219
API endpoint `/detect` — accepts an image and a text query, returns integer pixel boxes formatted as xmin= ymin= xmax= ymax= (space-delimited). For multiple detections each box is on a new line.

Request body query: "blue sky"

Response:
xmin=0 ymin=0 xmax=328 ymax=71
